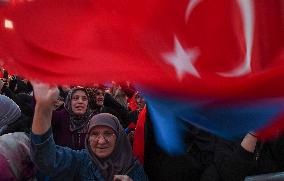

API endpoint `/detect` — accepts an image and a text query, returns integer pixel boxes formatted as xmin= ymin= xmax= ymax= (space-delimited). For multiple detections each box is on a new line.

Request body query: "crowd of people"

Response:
xmin=0 ymin=67 xmax=284 ymax=181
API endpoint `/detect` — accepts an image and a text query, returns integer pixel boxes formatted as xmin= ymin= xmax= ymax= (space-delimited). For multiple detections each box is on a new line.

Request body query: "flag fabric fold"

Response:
xmin=0 ymin=0 xmax=283 ymax=153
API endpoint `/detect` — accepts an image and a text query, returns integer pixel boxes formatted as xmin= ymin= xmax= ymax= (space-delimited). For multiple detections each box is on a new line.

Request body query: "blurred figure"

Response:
xmin=110 ymin=81 xmax=136 ymax=110
xmin=0 ymin=95 xmax=32 ymax=135
xmin=91 ymin=85 xmax=133 ymax=129
xmin=53 ymin=95 xmax=64 ymax=111
xmin=58 ymin=85 xmax=71 ymax=101
xmin=0 ymin=66 xmax=8 ymax=81
xmin=0 ymin=132 xmax=37 ymax=180
xmin=0 ymin=95 xmax=21 ymax=129
xmin=134 ymin=92 xmax=146 ymax=112
xmin=0 ymin=77 xmax=33 ymax=118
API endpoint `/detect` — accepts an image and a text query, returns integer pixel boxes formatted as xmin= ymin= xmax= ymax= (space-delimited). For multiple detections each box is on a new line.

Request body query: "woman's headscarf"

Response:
xmin=0 ymin=95 xmax=21 ymax=128
xmin=86 ymin=113 xmax=134 ymax=181
xmin=0 ymin=132 xmax=36 ymax=180
xmin=64 ymin=87 xmax=93 ymax=132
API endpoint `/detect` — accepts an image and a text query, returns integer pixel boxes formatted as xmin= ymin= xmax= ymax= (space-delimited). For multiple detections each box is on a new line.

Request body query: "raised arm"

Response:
xmin=32 ymin=82 xmax=59 ymax=134
xmin=241 ymin=132 xmax=258 ymax=153
xmin=31 ymin=82 xmax=79 ymax=179
xmin=218 ymin=132 xmax=258 ymax=181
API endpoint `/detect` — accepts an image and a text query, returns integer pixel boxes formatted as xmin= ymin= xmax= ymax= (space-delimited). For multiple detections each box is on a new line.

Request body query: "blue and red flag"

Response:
xmin=0 ymin=0 xmax=283 ymax=153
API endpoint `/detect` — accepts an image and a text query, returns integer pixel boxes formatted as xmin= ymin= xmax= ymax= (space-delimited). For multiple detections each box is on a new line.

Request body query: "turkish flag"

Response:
xmin=0 ymin=0 xmax=284 ymax=150
xmin=0 ymin=0 xmax=283 ymax=97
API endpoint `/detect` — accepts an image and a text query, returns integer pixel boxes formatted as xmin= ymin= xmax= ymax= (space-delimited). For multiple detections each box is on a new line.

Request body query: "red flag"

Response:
xmin=133 ymin=106 xmax=147 ymax=164
xmin=0 ymin=0 xmax=280 ymax=81
xmin=0 ymin=0 xmax=283 ymax=140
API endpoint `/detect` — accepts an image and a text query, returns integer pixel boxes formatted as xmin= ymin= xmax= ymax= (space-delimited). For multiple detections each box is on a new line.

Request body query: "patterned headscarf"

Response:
xmin=64 ymin=87 xmax=93 ymax=132
xmin=0 ymin=95 xmax=21 ymax=128
xmin=86 ymin=113 xmax=134 ymax=181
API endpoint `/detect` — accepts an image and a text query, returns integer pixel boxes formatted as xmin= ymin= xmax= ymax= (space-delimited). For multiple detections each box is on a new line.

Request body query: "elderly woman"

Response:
xmin=52 ymin=86 xmax=94 ymax=149
xmin=31 ymin=83 xmax=148 ymax=181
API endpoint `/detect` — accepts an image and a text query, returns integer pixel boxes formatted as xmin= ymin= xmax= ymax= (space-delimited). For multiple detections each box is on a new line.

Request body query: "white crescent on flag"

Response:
xmin=218 ymin=0 xmax=254 ymax=77
xmin=185 ymin=0 xmax=203 ymax=23
xmin=184 ymin=0 xmax=254 ymax=77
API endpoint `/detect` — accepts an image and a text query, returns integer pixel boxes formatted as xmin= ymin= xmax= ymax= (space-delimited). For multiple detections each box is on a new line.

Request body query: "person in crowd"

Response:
xmin=53 ymin=95 xmax=65 ymax=111
xmin=216 ymin=132 xmax=284 ymax=181
xmin=0 ymin=77 xmax=34 ymax=118
xmin=91 ymin=86 xmax=117 ymax=115
xmin=127 ymin=92 xmax=145 ymax=113
xmin=89 ymin=84 xmax=137 ymax=129
xmin=126 ymin=92 xmax=146 ymax=147
xmin=135 ymin=93 xmax=146 ymax=112
xmin=58 ymin=85 xmax=71 ymax=101
xmin=52 ymin=86 xmax=94 ymax=150
xmin=13 ymin=76 xmax=33 ymax=95
xmin=91 ymin=85 xmax=133 ymax=127
xmin=109 ymin=81 xmax=128 ymax=110
xmin=140 ymin=106 xmax=240 ymax=181
xmin=30 ymin=82 xmax=148 ymax=181
xmin=0 ymin=132 xmax=37 ymax=180
xmin=0 ymin=94 xmax=32 ymax=135
xmin=0 ymin=66 xmax=8 ymax=81
xmin=0 ymin=95 xmax=21 ymax=130
xmin=142 ymin=110 xmax=213 ymax=181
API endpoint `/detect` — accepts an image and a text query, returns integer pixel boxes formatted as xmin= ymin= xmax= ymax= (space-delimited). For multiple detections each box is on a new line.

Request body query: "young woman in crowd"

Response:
xmin=51 ymin=86 xmax=94 ymax=149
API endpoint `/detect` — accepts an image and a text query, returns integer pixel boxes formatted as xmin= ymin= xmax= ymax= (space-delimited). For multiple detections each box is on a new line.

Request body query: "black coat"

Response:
xmin=143 ymin=110 xmax=236 ymax=181
xmin=217 ymin=135 xmax=284 ymax=181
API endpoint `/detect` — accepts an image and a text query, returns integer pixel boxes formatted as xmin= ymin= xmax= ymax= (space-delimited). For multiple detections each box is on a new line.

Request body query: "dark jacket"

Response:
xmin=217 ymin=134 xmax=284 ymax=181
xmin=104 ymin=93 xmax=137 ymax=127
xmin=52 ymin=109 xmax=88 ymax=150
xmin=144 ymin=112 xmax=219 ymax=181
xmin=1 ymin=85 xmax=33 ymax=118
xmin=0 ymin=113 xmax=32 ymax=135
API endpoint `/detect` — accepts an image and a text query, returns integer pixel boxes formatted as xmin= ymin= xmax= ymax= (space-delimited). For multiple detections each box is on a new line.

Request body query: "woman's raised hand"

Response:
xmin=31 ymin=81 xmax=59 ymax=134
xmin=32 ymin=81 xmax=59 ymax=108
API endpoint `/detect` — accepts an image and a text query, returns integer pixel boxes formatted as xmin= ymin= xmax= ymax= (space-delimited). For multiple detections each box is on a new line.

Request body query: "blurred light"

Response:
xmin=4 ymin=19 xmax=13 ymax=29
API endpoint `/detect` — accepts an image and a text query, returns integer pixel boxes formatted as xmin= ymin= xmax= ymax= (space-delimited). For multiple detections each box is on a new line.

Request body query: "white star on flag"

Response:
xmin=162 ymin=36 xmax=200 ymax=80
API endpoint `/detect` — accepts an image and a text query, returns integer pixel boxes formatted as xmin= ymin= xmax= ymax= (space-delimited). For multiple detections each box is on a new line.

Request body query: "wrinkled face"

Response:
xmin=95 ymin=89 xmax=105 ymax=106
xmin=89 ymin=125 xmax=116 ymax=158
xmin=71 ymin=90 xmax=88 ymax=115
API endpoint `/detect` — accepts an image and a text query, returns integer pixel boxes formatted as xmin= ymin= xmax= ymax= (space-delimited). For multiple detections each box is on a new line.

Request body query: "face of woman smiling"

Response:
xmin=89 ymin=125 xmax=116 ymax=158
xmin=71 ymin=90 xmax=88 ymax=115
